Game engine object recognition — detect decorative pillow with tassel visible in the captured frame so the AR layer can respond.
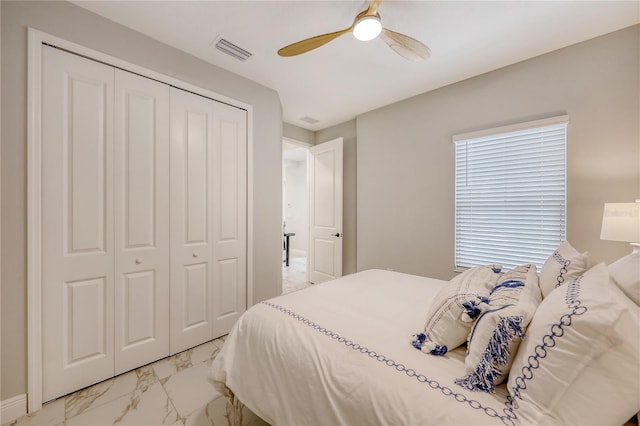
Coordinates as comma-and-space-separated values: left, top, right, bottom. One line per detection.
455, 264, 541, 392
411, 264, 502, 356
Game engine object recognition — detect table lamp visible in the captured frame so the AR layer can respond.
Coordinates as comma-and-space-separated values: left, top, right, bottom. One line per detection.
600, 201, 640, 254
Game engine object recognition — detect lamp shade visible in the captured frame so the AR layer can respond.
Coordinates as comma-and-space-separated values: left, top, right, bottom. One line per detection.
600, 202, 640, 243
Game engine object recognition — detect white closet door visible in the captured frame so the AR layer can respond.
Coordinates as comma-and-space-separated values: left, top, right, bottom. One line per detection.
170, 88, 216, 354
114, 70, 170, 374
42, 46, 115, 401
169, 88, 247, 354
211, 103, 247, 338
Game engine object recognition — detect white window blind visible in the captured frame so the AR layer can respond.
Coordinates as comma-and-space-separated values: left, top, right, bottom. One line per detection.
454, 116, 568, 271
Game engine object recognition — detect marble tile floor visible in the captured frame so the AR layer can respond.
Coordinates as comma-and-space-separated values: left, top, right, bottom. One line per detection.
3, 336, 269, 426
282, 254, 312, 294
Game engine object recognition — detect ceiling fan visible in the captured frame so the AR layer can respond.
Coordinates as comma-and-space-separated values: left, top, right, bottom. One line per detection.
277, 0, 431, 61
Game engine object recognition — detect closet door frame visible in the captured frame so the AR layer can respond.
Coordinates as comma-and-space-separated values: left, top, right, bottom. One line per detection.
27, 28, 255, 413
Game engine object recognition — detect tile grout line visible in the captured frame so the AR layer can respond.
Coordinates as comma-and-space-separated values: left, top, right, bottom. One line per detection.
157, 376, 184, 426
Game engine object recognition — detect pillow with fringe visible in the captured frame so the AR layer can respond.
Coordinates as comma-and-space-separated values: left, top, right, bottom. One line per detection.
539, 241, 596, 298
411, 264, 502, 356
456, 264, 541, 392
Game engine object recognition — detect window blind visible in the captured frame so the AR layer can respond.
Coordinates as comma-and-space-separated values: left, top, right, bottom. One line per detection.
454, 117, 568, 271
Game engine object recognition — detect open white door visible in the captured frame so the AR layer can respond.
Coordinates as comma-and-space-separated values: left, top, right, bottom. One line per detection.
308, 138, 343, 284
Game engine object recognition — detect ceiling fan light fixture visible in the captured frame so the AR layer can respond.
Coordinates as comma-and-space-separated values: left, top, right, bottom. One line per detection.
353, 16, 382, 41
277, 0, 430, 60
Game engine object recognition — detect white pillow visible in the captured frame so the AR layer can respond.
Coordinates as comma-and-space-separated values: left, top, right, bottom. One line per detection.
539, 241, 596, 298
456, 264, 541, 392
411, 264, 502, 355
609, 252, 640, 305
507, 263, 640, 425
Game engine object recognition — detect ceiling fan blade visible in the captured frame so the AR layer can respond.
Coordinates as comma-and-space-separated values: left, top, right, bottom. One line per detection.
380, 28, 431, 62
278, 28, 351, 57
365, 0, 383, 16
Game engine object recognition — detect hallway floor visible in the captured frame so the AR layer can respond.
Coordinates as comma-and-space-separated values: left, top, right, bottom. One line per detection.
282, 255, 311, 294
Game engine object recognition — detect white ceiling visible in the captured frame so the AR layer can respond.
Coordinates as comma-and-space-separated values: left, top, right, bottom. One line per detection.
72, 1, 639, 131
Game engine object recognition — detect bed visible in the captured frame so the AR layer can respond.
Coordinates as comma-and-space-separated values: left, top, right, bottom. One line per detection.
209, 250, 640, 426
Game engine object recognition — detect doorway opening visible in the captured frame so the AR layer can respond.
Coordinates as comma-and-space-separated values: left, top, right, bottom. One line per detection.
282, 140, 311, 294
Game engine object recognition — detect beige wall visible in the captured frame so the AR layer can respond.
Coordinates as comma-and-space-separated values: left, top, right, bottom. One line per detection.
283, 122, 315, 145
1, 0, 283, 400
316, 120, 357, 275
357, 25, 640, 280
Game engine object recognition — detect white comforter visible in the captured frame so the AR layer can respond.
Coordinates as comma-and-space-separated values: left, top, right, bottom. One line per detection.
209, 269, 518, 425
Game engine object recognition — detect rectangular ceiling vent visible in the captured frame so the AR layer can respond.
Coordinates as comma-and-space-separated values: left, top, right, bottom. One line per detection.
299, 116, 319, 125
215, 38, 252, 61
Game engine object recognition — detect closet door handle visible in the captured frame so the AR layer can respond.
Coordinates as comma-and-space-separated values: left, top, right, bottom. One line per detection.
135, 258, 143, 264
192, 252, 199, 258
331, 233, 343, 237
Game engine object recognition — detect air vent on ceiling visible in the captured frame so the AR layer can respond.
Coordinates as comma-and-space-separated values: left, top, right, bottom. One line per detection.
299, 116, 319, 125
214, 38, 252, 61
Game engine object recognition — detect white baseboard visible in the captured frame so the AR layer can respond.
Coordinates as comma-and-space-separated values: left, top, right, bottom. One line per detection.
1, 394, 27, 424
290, 249, 307, 258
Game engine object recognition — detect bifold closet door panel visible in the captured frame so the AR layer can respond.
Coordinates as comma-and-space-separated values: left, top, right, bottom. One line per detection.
211, 103, 247, 338
42, 46, 115, 402
114, 70, 170, 375
169, 88, 216, 354
169, 88, 248, 353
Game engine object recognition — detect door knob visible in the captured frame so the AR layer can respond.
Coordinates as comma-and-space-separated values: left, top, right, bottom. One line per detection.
192, 252, 199, 258
331, 233, 343, 237
135, 258, 143, 264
